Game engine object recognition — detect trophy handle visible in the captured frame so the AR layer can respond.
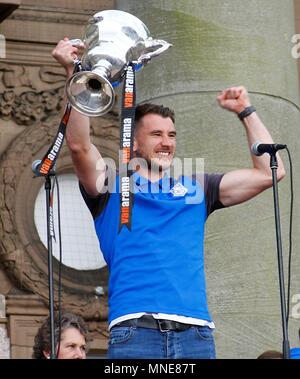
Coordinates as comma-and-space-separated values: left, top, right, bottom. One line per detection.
137, 38, 172, 64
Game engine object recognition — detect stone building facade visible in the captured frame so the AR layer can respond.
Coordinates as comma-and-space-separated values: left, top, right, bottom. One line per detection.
0, 0, 117, 359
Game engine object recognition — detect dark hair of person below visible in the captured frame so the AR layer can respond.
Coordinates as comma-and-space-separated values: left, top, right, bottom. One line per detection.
32, 311, 89, 359
257, 350, 284, 359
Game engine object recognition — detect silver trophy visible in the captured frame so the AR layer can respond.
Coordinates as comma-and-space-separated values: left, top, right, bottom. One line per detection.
66, 10, 172, 117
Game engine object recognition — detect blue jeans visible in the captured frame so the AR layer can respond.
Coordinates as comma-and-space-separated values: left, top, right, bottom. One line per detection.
107, 325, 216, 359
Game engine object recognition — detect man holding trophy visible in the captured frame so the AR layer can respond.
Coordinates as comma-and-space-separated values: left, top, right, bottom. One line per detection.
52, 10, 285, 359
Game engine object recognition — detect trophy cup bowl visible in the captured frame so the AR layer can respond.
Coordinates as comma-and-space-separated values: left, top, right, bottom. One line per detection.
65, 10, 172, 117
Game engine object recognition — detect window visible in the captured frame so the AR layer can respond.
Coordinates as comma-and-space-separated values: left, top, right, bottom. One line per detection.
34, 173, 106, 271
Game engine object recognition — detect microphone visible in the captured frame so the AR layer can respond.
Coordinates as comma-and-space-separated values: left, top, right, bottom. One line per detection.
32, 160, 43, 176
32, 160, 56, 177
251, 142, 287, 156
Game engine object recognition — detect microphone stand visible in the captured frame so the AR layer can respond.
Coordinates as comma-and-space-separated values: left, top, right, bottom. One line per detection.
270, 152, 290, 359
44, 170, 57, 359
33, 101, 72, 359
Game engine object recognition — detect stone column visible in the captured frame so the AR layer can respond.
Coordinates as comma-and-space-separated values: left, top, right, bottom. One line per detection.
0, 294, 10, 359
116, 0, 300, 358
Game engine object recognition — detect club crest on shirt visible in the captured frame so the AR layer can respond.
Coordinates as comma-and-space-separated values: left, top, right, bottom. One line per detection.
169, 182, 188, 197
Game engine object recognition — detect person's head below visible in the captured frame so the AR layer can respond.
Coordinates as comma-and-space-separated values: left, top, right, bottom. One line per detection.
257, 350, 283, 359
134, 103, 176, 178
32, 311, 89, 359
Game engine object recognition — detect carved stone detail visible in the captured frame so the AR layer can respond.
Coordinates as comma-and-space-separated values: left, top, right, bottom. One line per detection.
12, 88, 64, 125
0, 90, 15, 119
1, 65, 32, 88
0, 64, 66, 125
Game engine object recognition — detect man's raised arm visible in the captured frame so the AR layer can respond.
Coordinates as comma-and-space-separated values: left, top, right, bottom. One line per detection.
217, 86, 286, 207
52, 38, 106, 196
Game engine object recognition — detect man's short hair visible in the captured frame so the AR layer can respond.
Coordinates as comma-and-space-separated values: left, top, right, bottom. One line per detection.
135, 103, 175, 124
